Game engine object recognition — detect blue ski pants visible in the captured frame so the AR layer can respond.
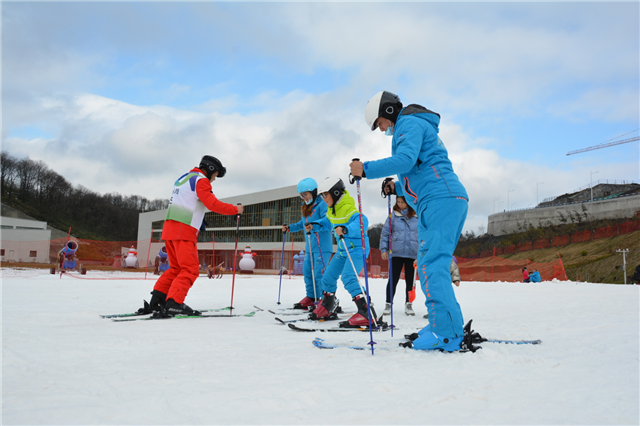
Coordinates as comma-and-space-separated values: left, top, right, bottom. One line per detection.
417, 197, 468, 338
303, 250, 332, 299
321, 244, 367, 299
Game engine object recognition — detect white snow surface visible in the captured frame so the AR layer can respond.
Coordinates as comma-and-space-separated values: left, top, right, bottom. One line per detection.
2, 268, 639, 425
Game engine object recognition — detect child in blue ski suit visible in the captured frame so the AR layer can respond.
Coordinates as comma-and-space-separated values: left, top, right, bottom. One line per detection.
284, 178, 333, 310
352, 91, 468, 351
308, 177, 375, 327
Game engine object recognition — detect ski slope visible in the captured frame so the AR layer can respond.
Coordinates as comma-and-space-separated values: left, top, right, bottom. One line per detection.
2, 268, 638, 425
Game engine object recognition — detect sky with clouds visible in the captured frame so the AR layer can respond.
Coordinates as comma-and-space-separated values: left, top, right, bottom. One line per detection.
3, 1, 639, 234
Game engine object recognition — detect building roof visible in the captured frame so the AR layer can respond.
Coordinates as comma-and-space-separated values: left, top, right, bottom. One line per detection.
217, 185, 298, 206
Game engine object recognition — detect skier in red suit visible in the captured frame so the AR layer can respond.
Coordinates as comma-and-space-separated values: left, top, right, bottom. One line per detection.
138, 155, 243, 317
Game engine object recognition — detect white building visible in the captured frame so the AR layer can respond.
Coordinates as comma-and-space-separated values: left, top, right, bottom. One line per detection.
1, 217, 52, 263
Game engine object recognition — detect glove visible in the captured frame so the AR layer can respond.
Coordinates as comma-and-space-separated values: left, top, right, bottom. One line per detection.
381, 177, 396, 197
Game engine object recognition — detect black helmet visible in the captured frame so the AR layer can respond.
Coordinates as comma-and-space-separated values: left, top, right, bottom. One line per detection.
199, 155, 226, 179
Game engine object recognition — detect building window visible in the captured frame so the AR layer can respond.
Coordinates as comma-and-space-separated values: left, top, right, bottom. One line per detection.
30, 250, 37, 257
204, 197, 301, 230
1, 249, 4, 256
1, 225, 13, 229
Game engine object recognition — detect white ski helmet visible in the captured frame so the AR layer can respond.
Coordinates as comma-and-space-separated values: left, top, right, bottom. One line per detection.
318, 176, 346, 205
364, 90, 402, 131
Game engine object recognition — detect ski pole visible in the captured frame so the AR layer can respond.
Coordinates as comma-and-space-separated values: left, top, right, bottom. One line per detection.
386, 193, 395, 336
277, 225, 286, 305
306, 230, 317, 301
339, 236, 377, 328
229, 204, 241, 314
349, 158, 376, 354
314, 232, 326, 273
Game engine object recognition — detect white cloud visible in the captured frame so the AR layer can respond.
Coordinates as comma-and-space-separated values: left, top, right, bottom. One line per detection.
2, 2, 638, 235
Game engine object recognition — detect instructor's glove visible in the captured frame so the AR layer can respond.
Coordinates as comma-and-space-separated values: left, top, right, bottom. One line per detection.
381, 177, 396, 197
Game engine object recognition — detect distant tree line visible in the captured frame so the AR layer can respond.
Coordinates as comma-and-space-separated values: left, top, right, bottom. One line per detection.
1, 151, 169, 241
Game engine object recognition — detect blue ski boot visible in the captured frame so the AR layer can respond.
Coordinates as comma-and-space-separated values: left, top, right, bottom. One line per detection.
402, 325, 462, 352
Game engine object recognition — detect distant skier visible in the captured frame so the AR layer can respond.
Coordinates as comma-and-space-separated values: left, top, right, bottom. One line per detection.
350, 90, 468, 351
282, 178, 333, 311
633, 264, 640, 284
308, 177, 375, 327
529, 269, 541, 283
137, 155, 242, 317
451, 256, 461, 287
153, 246, 169, 275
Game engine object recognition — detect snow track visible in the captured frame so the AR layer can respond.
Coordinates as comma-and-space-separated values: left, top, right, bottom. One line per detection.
2, 268, 638, 425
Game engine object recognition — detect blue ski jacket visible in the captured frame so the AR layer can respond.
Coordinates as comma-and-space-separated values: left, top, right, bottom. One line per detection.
379, 209, 418, 259
363, 105, 468, 213
288, 197, 333, 254
529, 271, 541, 282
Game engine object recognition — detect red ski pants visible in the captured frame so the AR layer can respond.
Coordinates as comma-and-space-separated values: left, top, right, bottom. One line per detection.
153, 239, 200, 304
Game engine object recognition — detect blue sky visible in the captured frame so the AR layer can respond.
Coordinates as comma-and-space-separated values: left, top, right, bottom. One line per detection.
2, 1, 639, 233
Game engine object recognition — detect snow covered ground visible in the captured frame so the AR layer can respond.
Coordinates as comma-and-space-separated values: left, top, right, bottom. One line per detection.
2, 267, 639, 425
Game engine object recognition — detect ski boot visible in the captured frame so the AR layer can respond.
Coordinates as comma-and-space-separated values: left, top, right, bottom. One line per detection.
137, 290, 167, 314
339, 294, 379, 328
155, 299, 202, 318
293, 296, 317, 310
308, 292, 338, 320
401, 325, 462, 352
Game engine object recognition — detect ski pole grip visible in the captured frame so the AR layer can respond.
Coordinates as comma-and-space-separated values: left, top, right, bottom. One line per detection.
350, 158, 362, 182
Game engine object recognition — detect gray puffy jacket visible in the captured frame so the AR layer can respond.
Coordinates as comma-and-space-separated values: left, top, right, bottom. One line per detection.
379, 209, 418, 259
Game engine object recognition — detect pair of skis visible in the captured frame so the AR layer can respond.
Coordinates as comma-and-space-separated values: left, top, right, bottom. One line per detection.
310, 320, 541, 351
100, 306, 256, 322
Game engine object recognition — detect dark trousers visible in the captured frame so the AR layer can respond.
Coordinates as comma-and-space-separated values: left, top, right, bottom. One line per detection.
385, 256, 416, 303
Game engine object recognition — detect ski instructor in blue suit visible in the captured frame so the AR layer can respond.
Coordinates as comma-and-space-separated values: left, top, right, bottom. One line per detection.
350, 91, 469, 352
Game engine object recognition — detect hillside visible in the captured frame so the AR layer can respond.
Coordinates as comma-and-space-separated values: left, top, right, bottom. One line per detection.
495, 230, 640, 284
1, 152, 168, 241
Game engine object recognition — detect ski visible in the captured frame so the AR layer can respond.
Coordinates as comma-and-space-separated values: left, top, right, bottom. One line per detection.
100, 306, 233, 318
275, 313, 349, 325
256, 305, 353, 316
269, 310, 311, 316
312, 337, 401, 350
287, 322, 389, 333
312, 336, 541, 351
112, 311, 256, 322
481, 338, 541, 345
255, 305, 310, 315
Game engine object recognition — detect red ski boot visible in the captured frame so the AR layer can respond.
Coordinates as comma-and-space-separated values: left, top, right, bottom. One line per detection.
309, 292, 338, 320
340, 294, 378, 328
293, 296, 317, 310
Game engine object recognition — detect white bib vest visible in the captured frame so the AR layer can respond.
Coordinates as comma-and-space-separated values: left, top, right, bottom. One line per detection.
165, 171, 208, 229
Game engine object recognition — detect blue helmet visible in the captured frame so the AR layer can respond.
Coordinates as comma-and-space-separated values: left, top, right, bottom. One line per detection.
297, 178, 318, 205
